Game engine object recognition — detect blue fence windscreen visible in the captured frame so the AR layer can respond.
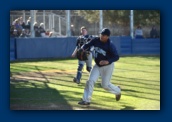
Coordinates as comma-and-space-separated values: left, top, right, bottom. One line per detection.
10, 37, 160, 60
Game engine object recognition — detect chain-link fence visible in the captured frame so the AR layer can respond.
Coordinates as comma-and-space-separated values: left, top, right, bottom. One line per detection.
10, 10, 160, 38
10, 10, 67, 36
71, 15, 160, 38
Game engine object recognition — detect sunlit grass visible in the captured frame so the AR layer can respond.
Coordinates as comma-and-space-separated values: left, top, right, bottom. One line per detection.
10, 56, 160, 110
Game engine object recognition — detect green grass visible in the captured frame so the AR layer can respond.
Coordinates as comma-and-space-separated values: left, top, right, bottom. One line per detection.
10, 56, 160, 110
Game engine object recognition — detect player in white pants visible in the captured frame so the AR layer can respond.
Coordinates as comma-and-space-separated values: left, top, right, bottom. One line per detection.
78, 28, 121, 105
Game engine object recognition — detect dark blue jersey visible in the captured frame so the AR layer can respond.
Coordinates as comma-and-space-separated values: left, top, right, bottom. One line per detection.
82, 37, 119, 67
76, 35, 92, 49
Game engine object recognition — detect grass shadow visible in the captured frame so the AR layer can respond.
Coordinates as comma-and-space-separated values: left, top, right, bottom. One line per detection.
10, 80, 73, 110
120, 105, 136, 110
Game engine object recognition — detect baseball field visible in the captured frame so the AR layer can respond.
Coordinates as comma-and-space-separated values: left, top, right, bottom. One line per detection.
10, 56, 160, 110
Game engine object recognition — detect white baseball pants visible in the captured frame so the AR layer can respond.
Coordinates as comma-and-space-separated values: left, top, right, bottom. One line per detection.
82, 62, 121, 102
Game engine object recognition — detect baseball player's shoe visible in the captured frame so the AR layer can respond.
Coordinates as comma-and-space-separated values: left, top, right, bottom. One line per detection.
116, 86, 121, 101
73, 77, 80, 84
78, 99, 90, 105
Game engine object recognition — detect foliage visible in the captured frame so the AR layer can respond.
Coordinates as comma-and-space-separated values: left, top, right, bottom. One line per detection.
76, 10, 160, 26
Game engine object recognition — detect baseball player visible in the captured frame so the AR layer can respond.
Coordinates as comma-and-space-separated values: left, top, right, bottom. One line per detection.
78, 28, 121, 105
71, 26, 93, 84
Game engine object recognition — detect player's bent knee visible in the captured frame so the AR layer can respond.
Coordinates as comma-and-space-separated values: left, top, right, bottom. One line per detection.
85, 80, 94, 90
86, 80, 91, 84
77, 64, 84, 71
86, 80, 95, 86
86, 66, 92, 72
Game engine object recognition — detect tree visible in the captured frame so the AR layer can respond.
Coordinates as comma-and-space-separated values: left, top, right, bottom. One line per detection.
76, 10, 160, 26
76, 10, 99, 23
134, 10, 160, 26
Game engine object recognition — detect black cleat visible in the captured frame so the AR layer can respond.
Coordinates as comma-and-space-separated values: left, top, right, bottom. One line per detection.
116, 86, 121, 101
73, 77, 80, 84
78, 100, 90, 105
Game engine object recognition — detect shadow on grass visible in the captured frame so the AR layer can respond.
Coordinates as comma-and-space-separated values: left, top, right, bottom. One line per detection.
120, 105, 136, 110
10, 64, 65, 73
10, 82, 73, 110
116, 67, 159, 74
11, 68, 160, 103
10, 66, 74, 110
10, 79, 118, 110
11, 69, 160, 100
10, 56, 160, 110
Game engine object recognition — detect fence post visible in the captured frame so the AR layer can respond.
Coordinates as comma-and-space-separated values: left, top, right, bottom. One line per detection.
66, 10, 71, 36
59, 17, 61, 36
99, 10, 103, 32
30, 10, 35, 38
43, 10, 45, 29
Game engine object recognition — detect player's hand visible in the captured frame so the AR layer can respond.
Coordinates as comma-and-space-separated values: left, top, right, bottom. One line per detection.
71, 54, 75, 57
99, 60, 109, 65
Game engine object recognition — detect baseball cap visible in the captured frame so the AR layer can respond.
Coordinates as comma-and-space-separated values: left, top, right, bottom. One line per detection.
100, 28, 110, 36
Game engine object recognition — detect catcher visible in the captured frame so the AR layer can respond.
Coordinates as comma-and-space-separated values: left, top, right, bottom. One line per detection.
71, 26, 93, 84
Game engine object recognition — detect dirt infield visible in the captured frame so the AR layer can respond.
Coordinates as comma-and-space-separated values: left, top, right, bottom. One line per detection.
10, 70, 78, 81
10, 69, 90, 82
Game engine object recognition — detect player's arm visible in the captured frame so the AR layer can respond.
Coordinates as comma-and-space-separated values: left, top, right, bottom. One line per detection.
107, 43, 120, 63
71, 46, 78, 57
81, 38, 95, 51
71, 38, 80, 57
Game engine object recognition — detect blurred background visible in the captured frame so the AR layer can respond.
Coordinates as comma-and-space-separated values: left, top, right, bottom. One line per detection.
10, 10, 160, 61
10, 10, 160, 38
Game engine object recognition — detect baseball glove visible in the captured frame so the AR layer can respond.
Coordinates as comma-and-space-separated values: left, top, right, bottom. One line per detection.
76, 48, 90, 61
